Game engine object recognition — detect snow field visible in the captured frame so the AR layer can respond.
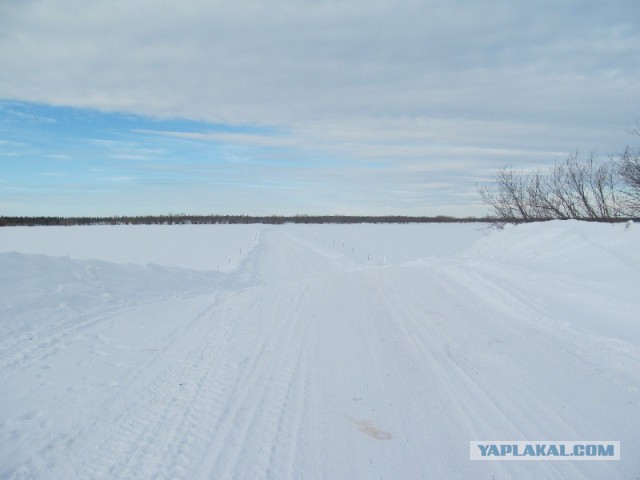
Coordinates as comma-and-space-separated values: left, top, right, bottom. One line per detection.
0, 221, 638, 479
0, 224, 264, 272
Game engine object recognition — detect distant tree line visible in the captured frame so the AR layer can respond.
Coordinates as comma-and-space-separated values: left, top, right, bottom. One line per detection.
478, 124, 640, 225
0, 214, 489, 227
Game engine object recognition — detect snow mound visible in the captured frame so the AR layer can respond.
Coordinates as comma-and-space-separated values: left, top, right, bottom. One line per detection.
0, 252, 220, 318
462, 220, 640, 272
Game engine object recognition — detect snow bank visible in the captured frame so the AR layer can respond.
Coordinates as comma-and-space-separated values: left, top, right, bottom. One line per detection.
462, 220, 640, 273
0, 252, 220, 315
0, 224, 263, 272
452, 220, 640, 357
0, 252, 223, 372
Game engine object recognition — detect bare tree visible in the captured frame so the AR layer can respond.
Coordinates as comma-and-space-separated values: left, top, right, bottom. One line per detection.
528, 168, 567, 219
478, 166, 538, 224
618, 122, 640, 215
590, 158, 621, 218
478, 153, 626, 223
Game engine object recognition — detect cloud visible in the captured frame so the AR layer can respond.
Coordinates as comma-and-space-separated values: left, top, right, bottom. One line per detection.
86, 139, 167, 161
1, 0, 638, 215
136, 129, 301, 150
1, 1, 637, 137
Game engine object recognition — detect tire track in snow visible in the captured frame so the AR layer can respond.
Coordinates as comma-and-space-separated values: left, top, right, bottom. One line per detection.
196, 286, 316, 478
112, 306, 233, 478
13, 294, 226, 478
0, 301, 155, 380
18, 230, 322, 479
7, 226, 636, 479
83, 297, 233, 479
374, 270, 527, 440
374, 264, 629, 480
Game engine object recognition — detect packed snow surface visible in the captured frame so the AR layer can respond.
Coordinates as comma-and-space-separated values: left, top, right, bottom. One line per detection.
1, 221, 638, 479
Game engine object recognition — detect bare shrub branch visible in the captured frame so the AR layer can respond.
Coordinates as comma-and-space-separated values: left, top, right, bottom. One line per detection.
478, 153, 627, 222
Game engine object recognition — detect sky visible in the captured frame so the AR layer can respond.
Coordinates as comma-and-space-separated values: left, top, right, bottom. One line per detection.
1, 0, 639, 217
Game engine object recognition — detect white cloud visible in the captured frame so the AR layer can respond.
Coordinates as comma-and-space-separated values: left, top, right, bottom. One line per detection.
136, 129, 301, 150
86, 139, 167, 161
1, 1, 637, 136
1, 0, 638, 215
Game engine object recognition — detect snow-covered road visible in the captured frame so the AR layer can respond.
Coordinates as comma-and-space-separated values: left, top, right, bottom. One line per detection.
1, 223, 639, 479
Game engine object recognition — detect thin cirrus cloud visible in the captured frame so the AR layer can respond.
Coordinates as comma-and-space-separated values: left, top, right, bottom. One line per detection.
0, 0, 639, 216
